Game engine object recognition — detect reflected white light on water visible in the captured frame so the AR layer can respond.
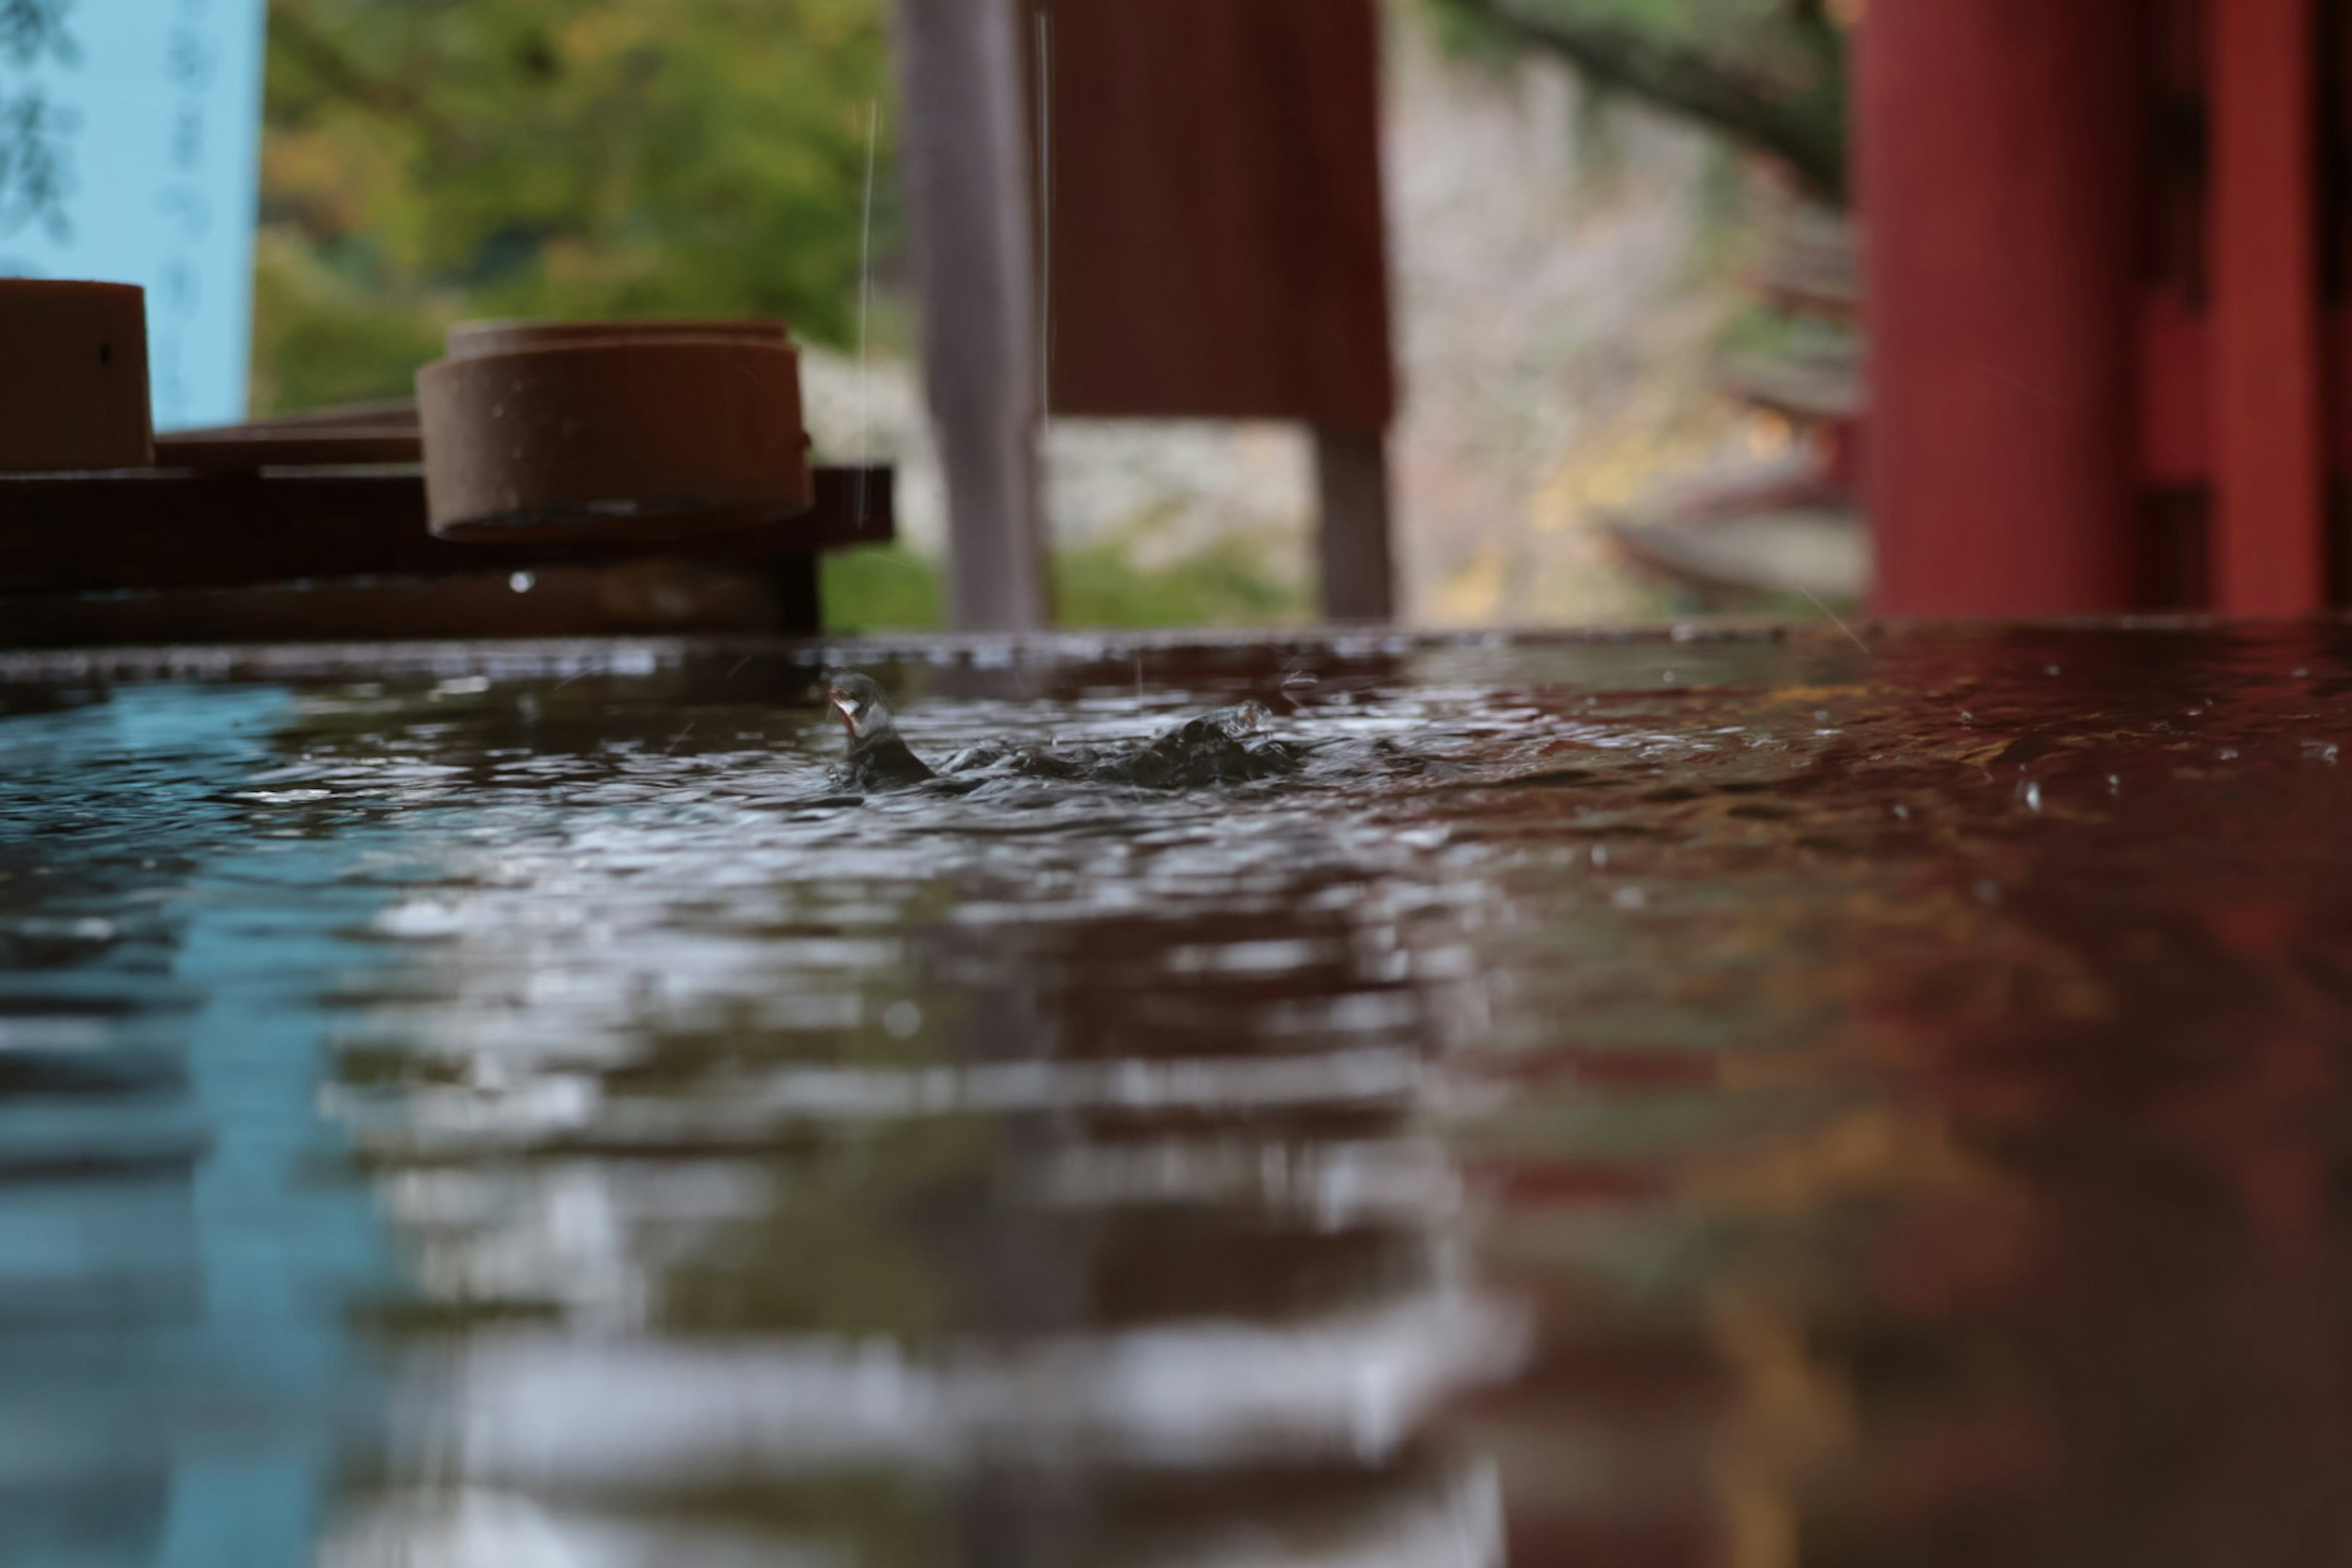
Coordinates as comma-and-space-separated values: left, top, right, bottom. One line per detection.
1022, 1135, 1462, 1223
323, 1490, 851, 1568
326, 1461, 1503, 1568
411, 1292, 1530, 1482
331, 1047, 1433, 1158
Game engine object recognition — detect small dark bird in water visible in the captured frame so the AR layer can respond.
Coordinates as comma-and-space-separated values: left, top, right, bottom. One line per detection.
820, 669, 1305, 793
824, 672, 936, 791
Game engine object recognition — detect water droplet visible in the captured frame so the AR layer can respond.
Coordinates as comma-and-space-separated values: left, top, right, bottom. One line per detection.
883, 1001, 922, 1039
509, 571, 536, 594
1611, 886, 1647, 910
1974, 878, 2001, 905
1589, 844, 1608, 868
2022, 782, 2042, 812
2045, 664, 2062, 677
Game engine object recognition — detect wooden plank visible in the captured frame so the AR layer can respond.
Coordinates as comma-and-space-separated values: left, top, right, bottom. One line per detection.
896, 0, 1050, 633
165, 399, 421, 438
153, 431, 424, 471
1018, 0, 1393, 426
0, 562, 798, 649
0, 466, 891, 596
2211, 0, 2328, 615
1861, 0, 2147, 616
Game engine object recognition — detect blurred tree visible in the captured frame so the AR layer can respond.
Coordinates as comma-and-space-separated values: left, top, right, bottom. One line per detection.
1421, 0, 1848, 205
255, 0, 895, 412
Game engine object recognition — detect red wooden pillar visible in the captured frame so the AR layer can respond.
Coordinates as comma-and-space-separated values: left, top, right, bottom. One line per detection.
1863, 0, 2146, 617
2210, 0, 2328, 615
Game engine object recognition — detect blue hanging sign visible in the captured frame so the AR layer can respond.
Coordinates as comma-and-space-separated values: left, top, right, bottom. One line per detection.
0, 0, 267, 429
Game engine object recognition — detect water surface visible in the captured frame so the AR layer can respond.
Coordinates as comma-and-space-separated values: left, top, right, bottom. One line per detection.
6, 622, 2352, 1566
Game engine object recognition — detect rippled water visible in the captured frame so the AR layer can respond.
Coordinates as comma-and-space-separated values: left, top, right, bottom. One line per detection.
9, 622, 2352, 1566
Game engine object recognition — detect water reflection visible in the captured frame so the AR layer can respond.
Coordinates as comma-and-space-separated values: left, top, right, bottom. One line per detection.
0, 685, 399, 1567
306, 678, 1519, 1563
9, 624, 2352, 1563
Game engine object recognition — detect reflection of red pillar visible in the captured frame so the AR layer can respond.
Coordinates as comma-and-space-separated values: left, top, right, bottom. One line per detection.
1863, 0, 2146, 616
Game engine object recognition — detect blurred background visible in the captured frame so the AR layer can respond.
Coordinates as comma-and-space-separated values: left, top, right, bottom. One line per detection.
251, 0, 1860, 633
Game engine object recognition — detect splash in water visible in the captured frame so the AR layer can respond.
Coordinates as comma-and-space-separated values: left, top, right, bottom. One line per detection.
823, 670, 1305, 794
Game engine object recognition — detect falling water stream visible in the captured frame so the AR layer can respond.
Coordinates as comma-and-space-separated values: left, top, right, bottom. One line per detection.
8, 622, 2352, 1566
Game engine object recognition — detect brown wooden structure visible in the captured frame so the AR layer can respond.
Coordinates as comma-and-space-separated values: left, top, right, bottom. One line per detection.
0, 404, 891, 646
896, 0, 1399, 630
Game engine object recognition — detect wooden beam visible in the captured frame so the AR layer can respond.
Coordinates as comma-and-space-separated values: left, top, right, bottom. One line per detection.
0, 562, 799, 649
895, 0, 1051, 633
2211, 0, 2328, 616
0, 466, 891, 595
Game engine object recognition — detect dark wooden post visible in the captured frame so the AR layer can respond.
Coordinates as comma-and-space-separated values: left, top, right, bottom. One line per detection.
1862, 0, 2146, 616
895, 0, 1051, 632
1314, 426, 1395, 620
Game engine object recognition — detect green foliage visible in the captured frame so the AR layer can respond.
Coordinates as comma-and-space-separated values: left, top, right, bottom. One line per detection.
820, 545, 945, 633
257, 0, 895, 412
247, 229, 452, 413
821, 530, 1310, 635
1408, 0, 1532, 61
1054, 531, 1307, 630
1512, 0, 1794, 47
1458, 0, 1838, 66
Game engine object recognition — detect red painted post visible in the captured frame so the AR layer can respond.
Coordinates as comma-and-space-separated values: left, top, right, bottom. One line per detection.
1863, 0, 2146, 617
2210, 0, 2328, 616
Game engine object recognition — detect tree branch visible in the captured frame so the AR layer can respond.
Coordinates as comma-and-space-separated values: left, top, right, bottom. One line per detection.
1434, 0, 1847, 205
